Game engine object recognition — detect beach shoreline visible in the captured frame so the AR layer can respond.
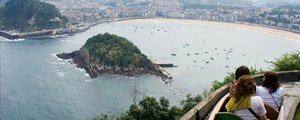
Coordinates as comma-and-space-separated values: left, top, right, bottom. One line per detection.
1, 17, 300, 42
122, 18, 300, 42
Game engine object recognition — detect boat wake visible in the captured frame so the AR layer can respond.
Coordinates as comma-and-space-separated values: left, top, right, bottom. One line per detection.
84, 79, 93, 82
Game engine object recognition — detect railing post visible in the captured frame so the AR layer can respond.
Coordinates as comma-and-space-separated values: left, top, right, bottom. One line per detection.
196, 110, 200, 120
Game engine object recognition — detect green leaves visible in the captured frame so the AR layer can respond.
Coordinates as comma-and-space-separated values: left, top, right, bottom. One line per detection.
84, 33, 146, 68
180, 94, 203, 114
116, 96, 180, 120
93, 51, 299, 120
272, 51, 300, 71
0, 0, 67, 32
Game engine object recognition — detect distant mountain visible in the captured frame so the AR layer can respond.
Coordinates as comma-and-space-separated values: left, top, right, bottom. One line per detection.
0, 0, 68, 32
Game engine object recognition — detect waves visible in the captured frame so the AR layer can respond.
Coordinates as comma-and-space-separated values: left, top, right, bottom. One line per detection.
55, 69, 65, 77
0, 34, 69, 42
0, 36, 25, 42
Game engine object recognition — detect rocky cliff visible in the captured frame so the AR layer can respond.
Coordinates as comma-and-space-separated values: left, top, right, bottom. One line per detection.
57, 33, 171, 80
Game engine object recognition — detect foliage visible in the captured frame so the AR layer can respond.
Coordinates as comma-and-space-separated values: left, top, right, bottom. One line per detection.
116, 97, 182, 120
92, 114, 108, 120
93, 67, 265, 120
93, 51, 299, 119
180, 94, 202, 114
295, 106, 300, 120
84, 33, 149, 68
271, 51, 300, 71
0, 0, 68, 32
210, 67, 264, 91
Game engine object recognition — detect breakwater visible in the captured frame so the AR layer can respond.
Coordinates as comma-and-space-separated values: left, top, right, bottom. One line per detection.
0, 27, 89, 39
156, 63, 177, 67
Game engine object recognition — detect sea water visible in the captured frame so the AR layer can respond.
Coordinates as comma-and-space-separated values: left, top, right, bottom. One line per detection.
1, 20, 300, 120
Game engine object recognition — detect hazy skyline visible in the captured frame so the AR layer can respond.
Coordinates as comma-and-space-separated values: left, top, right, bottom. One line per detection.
1, 0, 300, 6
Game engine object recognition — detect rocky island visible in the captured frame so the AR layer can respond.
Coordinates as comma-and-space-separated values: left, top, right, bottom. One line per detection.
57, 33, 171, 80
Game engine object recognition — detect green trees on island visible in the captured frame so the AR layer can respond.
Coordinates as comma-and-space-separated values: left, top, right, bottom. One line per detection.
93, 51, 300, 120
0, 0, 68, 32
83, 33, 148, 68
57, 33, 169, 79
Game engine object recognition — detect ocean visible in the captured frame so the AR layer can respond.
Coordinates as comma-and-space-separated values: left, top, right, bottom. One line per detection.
1, 19, 299, 120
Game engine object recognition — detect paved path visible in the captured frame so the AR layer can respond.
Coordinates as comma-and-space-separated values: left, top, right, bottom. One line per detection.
282, 82, 300, 119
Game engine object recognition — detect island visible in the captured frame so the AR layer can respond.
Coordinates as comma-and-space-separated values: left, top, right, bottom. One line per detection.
57, 33, 172, 80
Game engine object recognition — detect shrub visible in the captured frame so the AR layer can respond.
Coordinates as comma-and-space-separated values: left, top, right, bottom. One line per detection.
271, 51, 300, 71
93, 51, 300, 120
116, 97, 182, 120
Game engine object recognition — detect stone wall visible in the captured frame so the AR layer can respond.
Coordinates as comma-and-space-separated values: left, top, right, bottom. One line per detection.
180, 70, 300, 120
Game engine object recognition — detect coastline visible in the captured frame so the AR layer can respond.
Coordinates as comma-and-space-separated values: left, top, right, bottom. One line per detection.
0, 19, 123, 40
123, 18, 300, 42
0, 27, 89, 39
1, 17, 300, 42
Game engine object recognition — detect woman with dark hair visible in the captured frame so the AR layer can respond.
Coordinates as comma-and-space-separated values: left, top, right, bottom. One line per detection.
256, 71, 284, 110
235, 65, 251, 80
226, 75, 267, 120
230, 65, 250, 96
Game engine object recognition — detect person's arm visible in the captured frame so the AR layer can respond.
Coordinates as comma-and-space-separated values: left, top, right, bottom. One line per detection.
257, 96, 268, 120
229, 79, 237, 97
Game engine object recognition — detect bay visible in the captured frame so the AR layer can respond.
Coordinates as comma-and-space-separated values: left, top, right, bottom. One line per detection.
1, 19, 299, 120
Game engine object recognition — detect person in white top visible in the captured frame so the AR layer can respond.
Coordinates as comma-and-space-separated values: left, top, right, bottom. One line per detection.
233, 96, 267, 120
226, 75, 267, 120
256, 71, 284, 110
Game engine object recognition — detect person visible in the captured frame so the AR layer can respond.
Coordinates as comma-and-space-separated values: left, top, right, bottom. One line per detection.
226, 75, 267, 120
229, 65, 250, 96
256, 71, 284, 110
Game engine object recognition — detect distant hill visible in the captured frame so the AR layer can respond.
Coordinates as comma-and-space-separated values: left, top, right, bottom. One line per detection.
0, 0, 68, 32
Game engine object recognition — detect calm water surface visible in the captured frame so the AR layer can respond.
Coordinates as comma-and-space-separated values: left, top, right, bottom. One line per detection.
1, 20, 300, 119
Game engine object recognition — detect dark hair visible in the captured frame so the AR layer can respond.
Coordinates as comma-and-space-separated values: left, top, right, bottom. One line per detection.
235, 66, 250, 80
234, 75, 256, 102
262, 71, 280, 93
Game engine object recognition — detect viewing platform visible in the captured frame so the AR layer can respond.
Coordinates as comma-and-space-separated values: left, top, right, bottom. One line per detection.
180, 70, 300, 120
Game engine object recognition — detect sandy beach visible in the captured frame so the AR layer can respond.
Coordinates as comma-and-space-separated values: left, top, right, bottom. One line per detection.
124, 18, 300, 42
